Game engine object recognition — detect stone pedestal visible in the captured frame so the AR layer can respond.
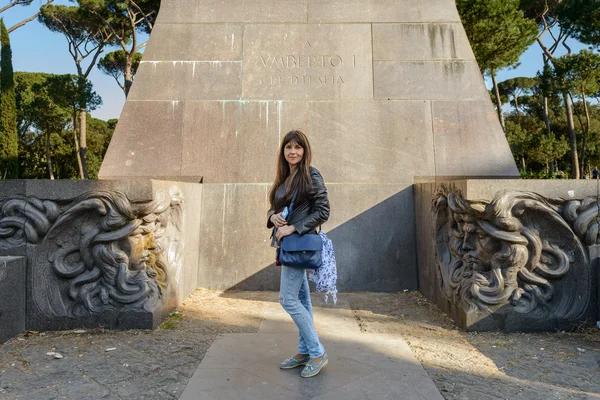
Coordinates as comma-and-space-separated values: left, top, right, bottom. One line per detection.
99, 0, 519, 291
0, 180, 202, 331
415, 179, 599, 331
0, 257, 26, 343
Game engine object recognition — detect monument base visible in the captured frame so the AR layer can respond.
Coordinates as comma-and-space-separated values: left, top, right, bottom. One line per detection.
0, 179, 202, 339
415, 179, 599, 332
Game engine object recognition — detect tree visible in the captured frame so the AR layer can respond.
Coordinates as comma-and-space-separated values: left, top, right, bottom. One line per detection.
39, 4, 113, 179
556, 0, 600, 48
0, 19, 18, 178
98, 50, 142, 95
498, 77, 538, 117
0, 0, 54, 33
552, 50, 600, 173
14, 71, 102, 179
78, 0, 159, 96
457, 0, 538, 131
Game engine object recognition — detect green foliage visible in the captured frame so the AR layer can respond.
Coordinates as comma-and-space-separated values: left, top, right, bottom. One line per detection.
552, 50, 600, 98
457, 0, 539, 74
498, 76, 539, 112
97, 50, 142, 93
556, 0, 600, 48
0, 18, 19, 178
14, 71, 113, 179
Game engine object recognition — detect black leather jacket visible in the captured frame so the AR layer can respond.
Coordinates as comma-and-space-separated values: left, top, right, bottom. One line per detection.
267, 167, 330, 235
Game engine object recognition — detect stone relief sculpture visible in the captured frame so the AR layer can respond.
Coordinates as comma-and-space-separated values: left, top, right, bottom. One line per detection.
0, 189, 183, 318
433, 186, 592, 321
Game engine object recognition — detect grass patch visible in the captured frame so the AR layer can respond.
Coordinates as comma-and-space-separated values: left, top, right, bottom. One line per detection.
159, 311, 184, 330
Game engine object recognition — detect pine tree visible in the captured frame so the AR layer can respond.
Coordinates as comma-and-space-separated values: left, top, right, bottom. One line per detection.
0, 18, 19, 179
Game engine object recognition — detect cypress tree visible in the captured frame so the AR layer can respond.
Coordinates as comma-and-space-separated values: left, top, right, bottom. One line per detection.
0, 19, 19, 179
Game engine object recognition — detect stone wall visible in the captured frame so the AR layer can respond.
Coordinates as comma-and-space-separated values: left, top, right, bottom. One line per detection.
99, 0, 519, 291
415, 179, 599, 331
0, 257, 26, 343
0, 180, 202, 338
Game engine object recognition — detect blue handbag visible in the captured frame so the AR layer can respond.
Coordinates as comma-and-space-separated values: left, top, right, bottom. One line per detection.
279, 232, 323, 269
278, 192, 323, 269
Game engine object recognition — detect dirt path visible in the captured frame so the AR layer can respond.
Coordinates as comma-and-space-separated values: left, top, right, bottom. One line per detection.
1, 289, 599, 399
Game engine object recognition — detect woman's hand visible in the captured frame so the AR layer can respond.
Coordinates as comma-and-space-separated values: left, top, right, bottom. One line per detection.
276, 224, 296, 241
270, 213, 287, 228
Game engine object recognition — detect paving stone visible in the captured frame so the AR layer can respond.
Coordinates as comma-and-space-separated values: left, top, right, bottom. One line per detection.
180, 305, 444, 399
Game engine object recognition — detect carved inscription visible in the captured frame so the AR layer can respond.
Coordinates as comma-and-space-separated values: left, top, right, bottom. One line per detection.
261, 41, 355, 86
242, 24, 373, 99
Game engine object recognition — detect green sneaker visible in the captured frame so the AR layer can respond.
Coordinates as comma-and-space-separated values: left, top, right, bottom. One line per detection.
301, 353, 328, 378
280, 355, 310, 369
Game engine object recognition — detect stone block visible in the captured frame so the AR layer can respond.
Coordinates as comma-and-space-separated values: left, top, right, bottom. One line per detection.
415, 179, 598, 331
152, 181, 203, 303
129, 61, 241, 101
157, 0, 308, 23
181, 101, 283, 183
1, 180, 203, 331
432, 101, 520, 177
197, 182, 417, 292
24, 179, 155, 202
0, 257, 26, 343
308, 0, 460, 23
307, 101, 435, 183
373, 23, 474, 61
463, 179, 599, 200
374, 61, 489, 100
197, 183, 277, 291
143, 24, 243, 61
99, 101, 184, 180
326, 183, 417, 291
241, 24, 373, 100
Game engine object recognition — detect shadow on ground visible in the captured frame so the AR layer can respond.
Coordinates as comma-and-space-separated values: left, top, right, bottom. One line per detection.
1, 289, 599, 399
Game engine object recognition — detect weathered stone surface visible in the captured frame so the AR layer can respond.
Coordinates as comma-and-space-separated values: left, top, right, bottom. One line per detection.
100, 0, 519, 295
197, 182, 415, 292
129, 61, 241, 101
143, 24, 243, 61
0, 180, 202, 331
308, 0, 460, 23
307, 101, 435, 183
374, 61, 489, 100
242, 24, 373, 100
415, 179, 599, 331
197, 183, 276, 291
24, 179, 154, 202
99, 101, 184, 180
157, 0, 308, 23
326, 183, 417, 291
373, 23, 474, 61
432, 101, 519, 177
181, 101, 280, 183
0, 257, 26, 343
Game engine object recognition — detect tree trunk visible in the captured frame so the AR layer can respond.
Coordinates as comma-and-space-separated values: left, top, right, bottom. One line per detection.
491, 71, 506, 132
514, 95, 521, 119
521, 156, 526, 173
79, 108, 88, 179
46, 131, 54, 180
124, 52, 134, 97
73, 109, 84, 179
580, 89, 592, 176
563, 92, 580, 179
543, 97, 555, 174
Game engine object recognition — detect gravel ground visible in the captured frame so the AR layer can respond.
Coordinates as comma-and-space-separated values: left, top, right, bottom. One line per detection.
1, 289, 599, 399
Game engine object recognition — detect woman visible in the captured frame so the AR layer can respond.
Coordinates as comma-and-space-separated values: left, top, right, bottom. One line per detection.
267, 130, 330, 378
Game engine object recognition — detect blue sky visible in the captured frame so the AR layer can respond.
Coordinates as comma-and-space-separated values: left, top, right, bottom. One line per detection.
1, 0, 596, 121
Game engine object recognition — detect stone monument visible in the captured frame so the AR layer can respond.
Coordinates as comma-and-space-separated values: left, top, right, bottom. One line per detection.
99, 0, 518, 293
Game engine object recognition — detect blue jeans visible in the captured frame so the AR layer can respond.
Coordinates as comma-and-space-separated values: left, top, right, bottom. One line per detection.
279, 265, 325, 359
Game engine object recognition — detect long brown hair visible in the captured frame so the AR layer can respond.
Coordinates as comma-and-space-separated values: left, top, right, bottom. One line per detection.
268, 130, 313, 210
